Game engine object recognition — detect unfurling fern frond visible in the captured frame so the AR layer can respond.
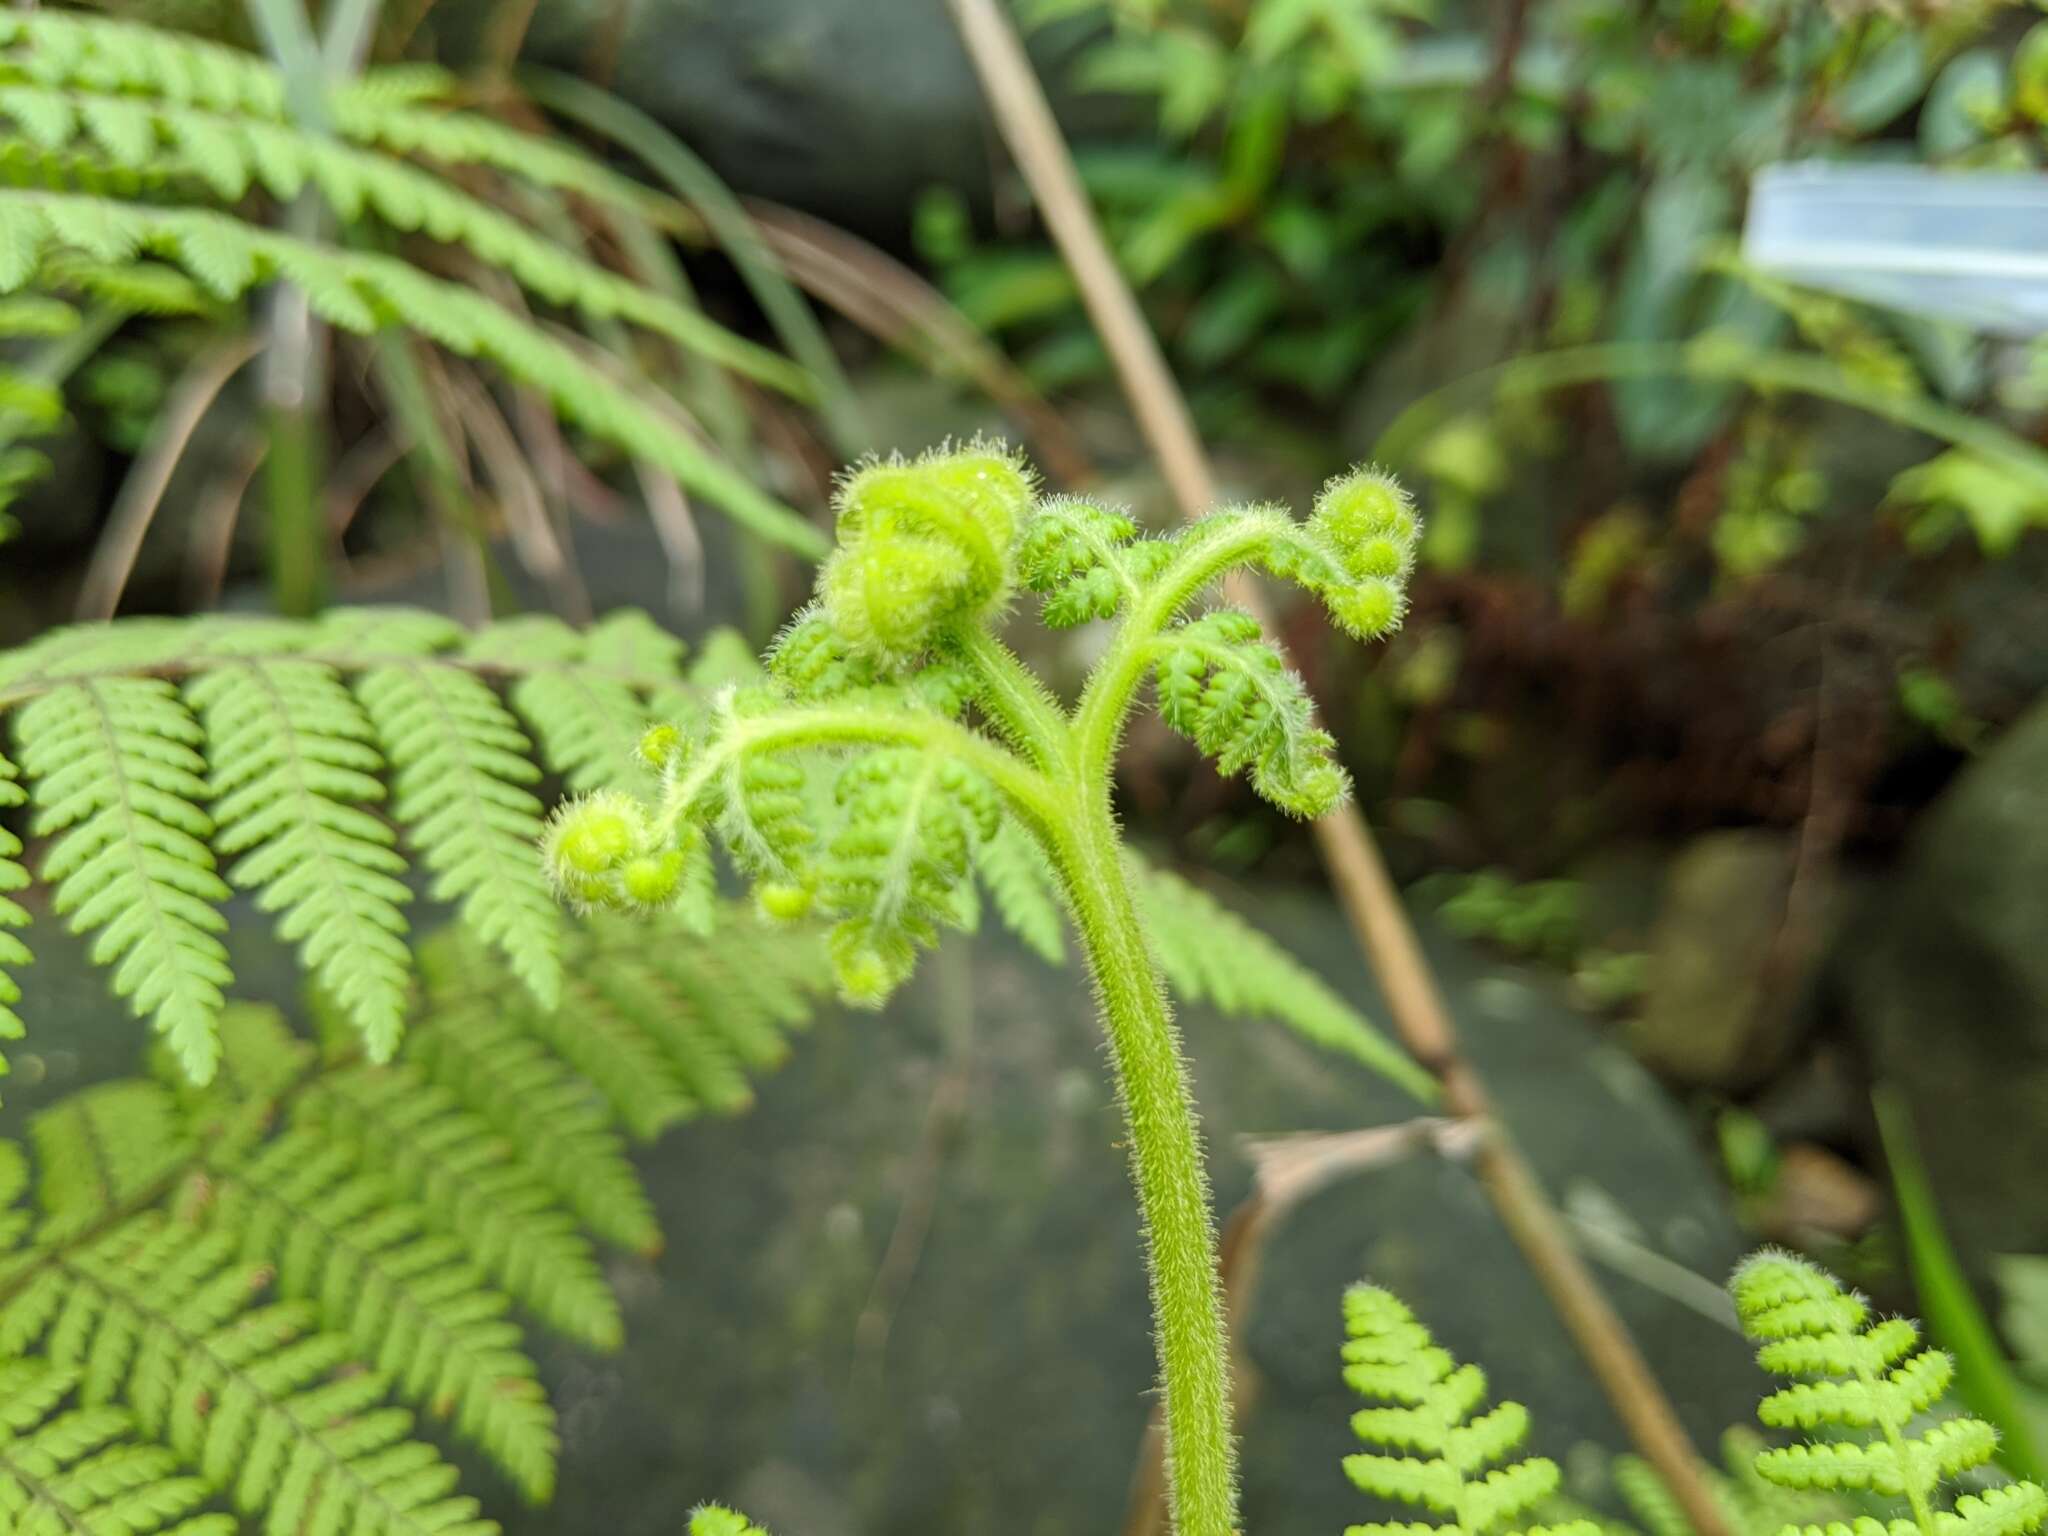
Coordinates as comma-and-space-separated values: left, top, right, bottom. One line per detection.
1015, 494, 1171, 627
1731, 1252, 2048, 1536
690, 1507, 772, 1536
1152, 607, 1344, 816
1339, 1283, 1600, 1536
0, 901, 834, 1535
0, 1362, 233, 1536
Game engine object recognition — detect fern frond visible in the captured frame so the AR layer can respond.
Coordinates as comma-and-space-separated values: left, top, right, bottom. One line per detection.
1133, 861, 1435, 1101
972, 818, 1066, 965
189, 659, 412, 1062
25, 1081, 191, 1237
1732, 1252, 2047, 1536
1340, 1284, 1600, 1536
0, 1360, 231, 1536
13, 678, 230, 1082
0, 10, 657, 213
0, 1213, 497, 1536
0, 84, 804, 395
0, 607, 721, 1076
1015, 495, 1173, 627
1151, 606, 1347, 817
0, 192, 822, 556
355, 654, 561, 1014
1611, 1428, 1851, 1536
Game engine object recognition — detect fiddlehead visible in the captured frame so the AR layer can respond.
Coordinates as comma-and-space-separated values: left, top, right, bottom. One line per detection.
541, 441, 1423, 1536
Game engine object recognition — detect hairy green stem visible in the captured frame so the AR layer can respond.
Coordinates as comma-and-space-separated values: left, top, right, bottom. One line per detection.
1049, 787, 1236, 1536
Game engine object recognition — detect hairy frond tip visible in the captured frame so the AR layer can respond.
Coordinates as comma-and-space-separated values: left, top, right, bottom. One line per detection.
820, 440, 1035, 665
1303, 465, 1422, 641
689, 1506, 771, 1536
543, 789, 710, 924
1339, 1283, 1597, 1536
1729, 1250, 2047, 1535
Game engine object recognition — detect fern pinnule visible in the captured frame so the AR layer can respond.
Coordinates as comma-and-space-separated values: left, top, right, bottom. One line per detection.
190, 658, 413, 1062
690, 1507, 772, 1536
1151, 605, 1345, 817
14, 677, 232, 1082
1731, 1252, 2048, 1536
0, 1360, 232, 1536
1340, 1284, 1599, 1536
972, 818, 1066, 965
355, 656, 561, 1014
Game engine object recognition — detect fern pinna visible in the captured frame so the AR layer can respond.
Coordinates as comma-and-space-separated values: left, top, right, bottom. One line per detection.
0, 904, 823, 1536
0, 9, 823, 557
1339, 1283, 1599, 1536
1731, 1252, 2048, 1536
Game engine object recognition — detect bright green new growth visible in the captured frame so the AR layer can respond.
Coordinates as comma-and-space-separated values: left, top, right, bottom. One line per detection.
0, 9, 823, 556
543, 441, 1422, 1536
1731, 1252, 2048, 1536
690, 1508, 771, 1536
1339, 1284, 1600, 1536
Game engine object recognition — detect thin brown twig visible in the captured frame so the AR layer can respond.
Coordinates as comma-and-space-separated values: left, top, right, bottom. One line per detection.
75, 334, 262, 621
744, 200, 1097, 487
938, 5, 1735, 1535
181, 428, 268, 610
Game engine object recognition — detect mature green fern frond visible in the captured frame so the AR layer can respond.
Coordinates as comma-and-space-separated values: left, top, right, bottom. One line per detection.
1340, 1283, 1601, 1536
0, 11, 657, 214
1610, 1429, 1849, 1536
0, 895, 834, 1533
0, 1361, 232, 1536
1134, 863, 1436, 1102
190, 659, 412, 1061
1732, 1252, 2048, 1536
0, 84, 803, 395
14, 677, 231, 1082
0, 607, 713, 1076
0, 192, 822, 555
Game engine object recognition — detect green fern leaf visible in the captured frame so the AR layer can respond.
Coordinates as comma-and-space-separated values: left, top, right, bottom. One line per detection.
14, 679, 231, 1082
973, 818, 1066, 965
1341, 1283, 1601, 1536
190, 659, 413, 1062
0, 1361, 232, 1536
470, 613, 674, 795
1016, 495, 1172, 627
1132, 861, 1435, 1101
1733, 1252, 2048, 1536
355, 656, 561, 1012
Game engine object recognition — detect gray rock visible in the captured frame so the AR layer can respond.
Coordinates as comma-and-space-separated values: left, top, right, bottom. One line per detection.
1630, 831, 1835, 1089
1839, 697, 2048, 1268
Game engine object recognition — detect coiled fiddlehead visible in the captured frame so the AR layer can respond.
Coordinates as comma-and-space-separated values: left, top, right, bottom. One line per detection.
541, 441, 1422, 1536
1731, 1251, 2048, 1536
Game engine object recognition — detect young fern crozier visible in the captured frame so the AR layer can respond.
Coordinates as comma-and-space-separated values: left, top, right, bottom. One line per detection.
542, 442, 1423, 1536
